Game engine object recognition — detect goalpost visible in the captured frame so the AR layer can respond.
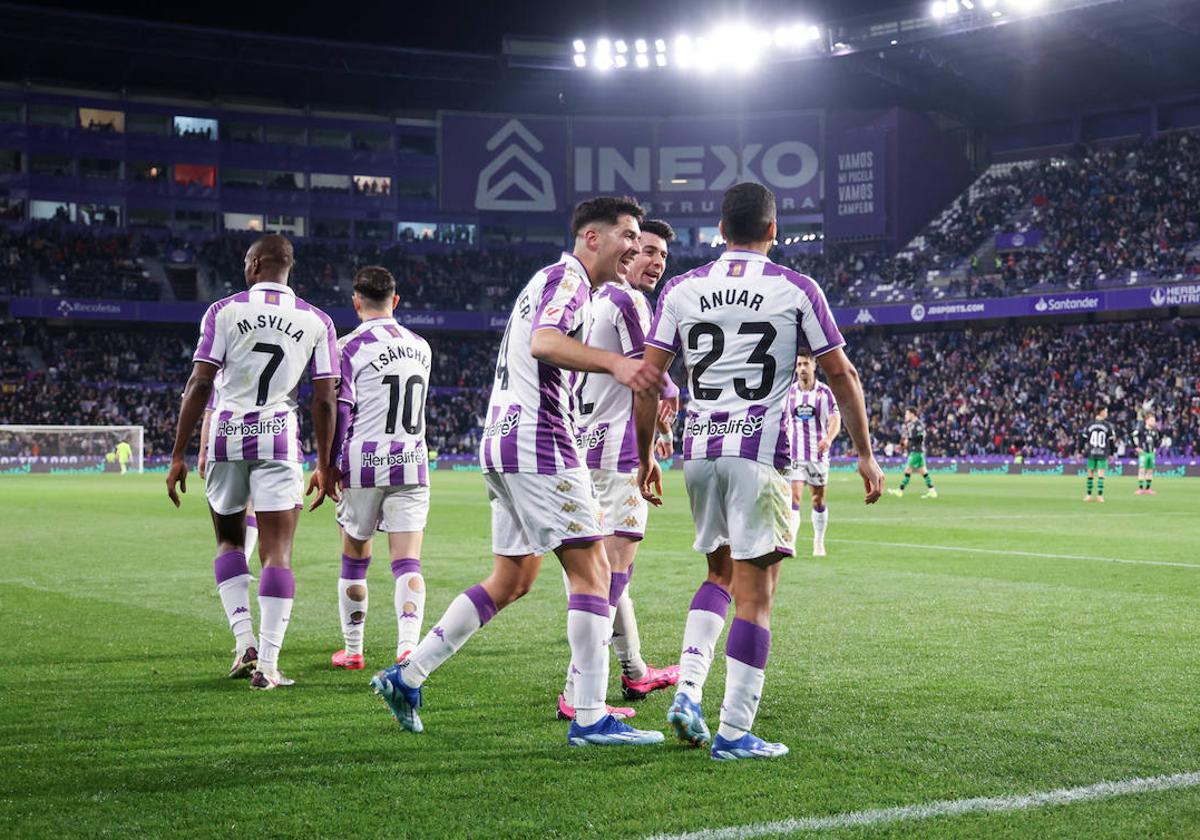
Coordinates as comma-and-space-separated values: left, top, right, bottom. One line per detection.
0, 425, 145, 474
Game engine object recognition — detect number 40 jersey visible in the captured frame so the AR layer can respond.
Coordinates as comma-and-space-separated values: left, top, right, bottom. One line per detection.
646, 250, 845, 469
337, 317, 432, 488
194, 281, 338, 464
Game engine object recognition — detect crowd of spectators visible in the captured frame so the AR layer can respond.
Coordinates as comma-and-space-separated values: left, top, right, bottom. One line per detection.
849, 319, 1200, 458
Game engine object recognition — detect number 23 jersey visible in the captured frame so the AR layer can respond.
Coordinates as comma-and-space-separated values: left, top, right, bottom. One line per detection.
646, 250, 844, 469
194, 281, 338, 463
338, 317, 431, 488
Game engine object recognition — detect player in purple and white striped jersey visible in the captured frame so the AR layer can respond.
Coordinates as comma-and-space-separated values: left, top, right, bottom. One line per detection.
634, 184, 884, 760
166, 234, 341, 691
372, 197, 664, 747
329, 267, 432, 672
557, 219, 681, 722
784, 350, 841, 557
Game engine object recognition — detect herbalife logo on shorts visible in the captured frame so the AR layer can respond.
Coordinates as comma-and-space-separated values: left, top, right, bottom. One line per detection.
475, 119, 556, 212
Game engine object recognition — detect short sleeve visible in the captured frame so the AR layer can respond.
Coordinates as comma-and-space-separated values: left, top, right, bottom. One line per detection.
826, 388, 839, 415
610, 290, 647, 357
309, 313, 339, 379
193, 302, 226, 367
646, 283, 681, 355
336, 350, 355, 405
795, 279, 844, 357
533, 268, 587, 335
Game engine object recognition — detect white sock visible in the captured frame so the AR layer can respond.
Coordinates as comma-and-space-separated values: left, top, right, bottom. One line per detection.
338, 555, 370, 655
677, 581, 731, 703
257, 567, 295, 674
244, 516, 259, 560
717, 618, 771, 741
612, 589, 647, 680
403, 585, 496, 688
567, 594, 611, 727
562, 600, 617, 707
214, 550, 255, 651
391, 558, 425, 657
812, 506, 829, 543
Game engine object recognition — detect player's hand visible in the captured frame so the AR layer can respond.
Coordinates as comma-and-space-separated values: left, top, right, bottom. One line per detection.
658, 395, 679, 427
638, 459, 663, 507
306, 465, 342, 510
197, 451, 208, 480
858, 455, 885, 504
166, 458, 188, 508
654, 435, 674, 460
613, 357, 660, 393
817, 437, 831, 458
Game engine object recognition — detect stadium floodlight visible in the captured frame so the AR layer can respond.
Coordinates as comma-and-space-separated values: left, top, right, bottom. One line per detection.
635, 38, 647, 53
807, 24, 821, 41
615, 39, 628, 53
615, 54, 628, 67
574, 54, 587, 67
946, 0, 960, 14
573, 39, 586, 53
773, 25, 791, 47
594, 50, 613, 70
655, 53, 667, 66
635, 53, 649, 68
931, 0, 947, 19
655, 38, 667, 52
961, 0, 975, 9
596, 38, 611, 54
675, 34, 694, 67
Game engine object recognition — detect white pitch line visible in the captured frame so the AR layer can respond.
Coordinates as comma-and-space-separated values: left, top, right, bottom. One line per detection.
826, 538, 1200, 569
645, 770, 1200, 840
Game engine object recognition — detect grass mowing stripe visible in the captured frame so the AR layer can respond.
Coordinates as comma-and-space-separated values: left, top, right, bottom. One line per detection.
824, 538, 1200, 569
645, 771, 1200, 840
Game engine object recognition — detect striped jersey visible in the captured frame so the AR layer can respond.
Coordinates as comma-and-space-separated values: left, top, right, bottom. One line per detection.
338, 317, 431, 488
646, 250, 844, 470
574, 281, 651, 473
479, 252, 593, 474
785, 379, 838, 465
194, 282, 338, 463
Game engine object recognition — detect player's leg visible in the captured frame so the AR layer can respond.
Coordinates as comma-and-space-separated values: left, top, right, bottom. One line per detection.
1085, 464, 1095, 501
333, 525, 371, 670
1144, 453, 1157, 494
244, 502, 259, 560
809, 481, 828, 556
889, 463, 913, 496
919, 461, 937, 498
1096, 466, 1106, 502
205, 461, 256, 677
389, 529, 425, 661
612, 538, 680, 701
246, 460, 304, 689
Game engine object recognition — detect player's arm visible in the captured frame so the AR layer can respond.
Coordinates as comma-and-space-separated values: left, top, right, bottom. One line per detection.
529, 328, 657, 391
305, 377, 341, 510
198, 408, 213, 479
633, 345, 673, 506
166, 361, 218, 507
816, 347, 883, 504
819, 411, 842, 458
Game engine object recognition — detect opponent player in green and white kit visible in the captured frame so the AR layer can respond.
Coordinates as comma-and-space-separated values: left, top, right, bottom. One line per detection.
1132, 413, 1162, 496
1082, 406, 1117, 503
887, 408, 937, 499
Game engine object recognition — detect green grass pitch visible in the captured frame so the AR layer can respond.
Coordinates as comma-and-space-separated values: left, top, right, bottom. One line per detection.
3, 470, 1200, 838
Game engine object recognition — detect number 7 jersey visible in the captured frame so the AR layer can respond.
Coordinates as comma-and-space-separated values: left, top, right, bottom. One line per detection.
337, 317, 432, 488
193, 281, 338, 463
646, 249, 844, 469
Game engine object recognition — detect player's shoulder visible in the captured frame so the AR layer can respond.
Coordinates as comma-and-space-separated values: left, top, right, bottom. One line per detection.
761, 260, 827, 300
290, 293, 335, 327
205, 289, 251, 318
659, 260, 720, 298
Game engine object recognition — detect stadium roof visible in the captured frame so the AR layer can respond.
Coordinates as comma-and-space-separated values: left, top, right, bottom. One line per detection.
1, 0, 1198, 127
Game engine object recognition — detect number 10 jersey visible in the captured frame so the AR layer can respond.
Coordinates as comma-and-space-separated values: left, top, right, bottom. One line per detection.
194, 281, 338, 464
338, 317, 432, 488
646, 250, 845, 470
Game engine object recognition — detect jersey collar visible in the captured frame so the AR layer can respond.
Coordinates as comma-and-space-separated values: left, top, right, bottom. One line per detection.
719, 249, 770, 262
360, 316, 397, 327
252, 281, 295, 295
560, 251, 594, 286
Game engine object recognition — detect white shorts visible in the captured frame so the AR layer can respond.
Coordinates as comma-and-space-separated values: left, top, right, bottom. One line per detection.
684, 457, 796, 560
591, 469, 647, 540
336, 485, 430, 542
205, 460, 303, 515
789, 460, 830, 487
485, 468, 602, 556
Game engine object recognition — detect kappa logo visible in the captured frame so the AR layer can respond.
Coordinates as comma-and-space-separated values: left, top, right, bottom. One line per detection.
556, 480, 572, 493
432, 626, 445, 641
910, 302, 926, 322
567, 521, 583, 534
622, 516, 639, 527
475, 119, 557, 212
232, 606, 249, 616
854, 308, 875, 325
623, 496, 640, 507
683, 647, 703, 656
561, 501, 578, 513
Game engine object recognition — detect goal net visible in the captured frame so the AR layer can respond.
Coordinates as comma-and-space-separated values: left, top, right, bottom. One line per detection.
0, 425, 145, 475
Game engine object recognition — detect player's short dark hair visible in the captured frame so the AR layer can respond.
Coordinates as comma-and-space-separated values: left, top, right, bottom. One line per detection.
640, 218, 676, 243
249, 233, 294, 268
721, 182, 776, 245
906, 406, 919, 415
571, 196, 644, 236
353, 265, 396, 303
796, 347, 814, 359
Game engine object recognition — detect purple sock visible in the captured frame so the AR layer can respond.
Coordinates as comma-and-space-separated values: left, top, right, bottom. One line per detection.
608, 570, 630, 608
214, 550, 249, 584
726, 617, 771, 669
464, 583, 497, 626
259, 566, 295, 598
340, 554, 370, 580
245, 514, 258, 529
391, 557, 421, 578
689, 580, 732, 617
